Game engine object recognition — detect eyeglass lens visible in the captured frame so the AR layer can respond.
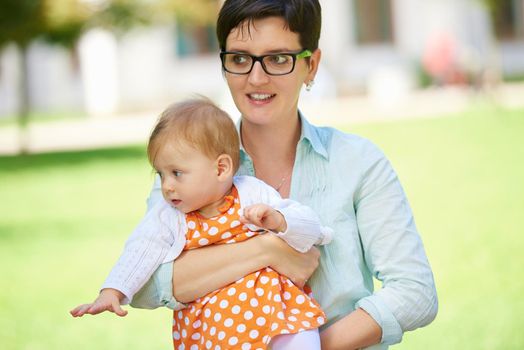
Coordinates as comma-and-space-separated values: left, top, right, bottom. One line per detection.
223, 53, 295, 75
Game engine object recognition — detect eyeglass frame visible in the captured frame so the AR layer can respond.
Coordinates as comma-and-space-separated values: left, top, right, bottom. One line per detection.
219, 49, 312, 76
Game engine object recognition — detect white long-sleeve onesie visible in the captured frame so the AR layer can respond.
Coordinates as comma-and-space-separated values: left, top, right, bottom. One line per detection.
101, 175, 332, 304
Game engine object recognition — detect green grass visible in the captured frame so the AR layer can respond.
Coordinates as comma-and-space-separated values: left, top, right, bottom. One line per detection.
0, 103, 523, 349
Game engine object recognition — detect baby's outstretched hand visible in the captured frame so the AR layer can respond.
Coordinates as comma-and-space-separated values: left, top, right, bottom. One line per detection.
70, 288, 127, 317
240, 204, 287, 233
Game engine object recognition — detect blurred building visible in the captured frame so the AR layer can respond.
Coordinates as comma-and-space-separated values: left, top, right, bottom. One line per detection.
0, 0, 523, 118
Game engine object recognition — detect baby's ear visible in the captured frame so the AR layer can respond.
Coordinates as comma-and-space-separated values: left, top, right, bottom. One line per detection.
216, 154, 233, 179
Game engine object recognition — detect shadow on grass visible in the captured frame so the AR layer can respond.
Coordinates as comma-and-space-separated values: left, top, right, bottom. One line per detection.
0, 145, 147, 172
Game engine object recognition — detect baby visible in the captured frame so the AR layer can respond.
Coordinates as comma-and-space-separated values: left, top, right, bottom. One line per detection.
71, 97, 332, 350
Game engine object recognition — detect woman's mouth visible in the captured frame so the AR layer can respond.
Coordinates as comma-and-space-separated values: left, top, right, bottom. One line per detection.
247, 93, 275, 103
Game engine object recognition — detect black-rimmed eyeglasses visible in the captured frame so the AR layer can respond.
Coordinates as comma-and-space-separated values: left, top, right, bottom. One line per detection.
220, 49, 312, 76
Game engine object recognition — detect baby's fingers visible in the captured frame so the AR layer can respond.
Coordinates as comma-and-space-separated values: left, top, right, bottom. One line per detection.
111, 301, 128, 317
70, 303, 93, 317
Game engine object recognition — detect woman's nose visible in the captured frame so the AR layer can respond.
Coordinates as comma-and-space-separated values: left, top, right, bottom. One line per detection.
248, 61, 270, 85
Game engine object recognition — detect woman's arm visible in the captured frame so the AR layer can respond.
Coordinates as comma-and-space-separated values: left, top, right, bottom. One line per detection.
320, 308, 382, 350
172, 233, 320, 303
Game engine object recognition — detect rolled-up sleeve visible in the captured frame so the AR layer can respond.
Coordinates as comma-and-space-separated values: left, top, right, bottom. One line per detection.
354, 148, 438, 345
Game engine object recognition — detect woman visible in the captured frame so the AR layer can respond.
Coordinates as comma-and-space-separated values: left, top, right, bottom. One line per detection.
134, 1, 438, 349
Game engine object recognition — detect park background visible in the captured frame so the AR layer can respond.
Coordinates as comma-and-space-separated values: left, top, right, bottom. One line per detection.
1, 0, 523, 349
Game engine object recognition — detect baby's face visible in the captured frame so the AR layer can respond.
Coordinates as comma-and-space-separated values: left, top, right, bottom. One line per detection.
154, 141, 224, 215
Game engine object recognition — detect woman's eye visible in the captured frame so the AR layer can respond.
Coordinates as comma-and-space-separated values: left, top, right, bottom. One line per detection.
232, 55, 249, 65
270, 55, 289, 64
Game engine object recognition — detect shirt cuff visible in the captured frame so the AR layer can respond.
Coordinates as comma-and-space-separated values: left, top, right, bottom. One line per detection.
356, 296, 403, 346
130, 262, 187, 311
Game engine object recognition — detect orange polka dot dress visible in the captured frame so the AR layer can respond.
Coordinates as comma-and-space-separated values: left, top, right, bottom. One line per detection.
172, 186, 326, 350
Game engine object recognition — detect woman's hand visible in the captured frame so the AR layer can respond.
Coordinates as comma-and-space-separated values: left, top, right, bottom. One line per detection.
260, 234, 320, 288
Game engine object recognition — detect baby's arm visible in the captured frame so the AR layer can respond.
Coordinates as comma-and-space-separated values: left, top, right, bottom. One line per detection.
70, 200, 181, 317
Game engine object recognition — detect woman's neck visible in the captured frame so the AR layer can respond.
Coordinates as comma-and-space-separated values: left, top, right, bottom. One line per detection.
240, 115, 301, 163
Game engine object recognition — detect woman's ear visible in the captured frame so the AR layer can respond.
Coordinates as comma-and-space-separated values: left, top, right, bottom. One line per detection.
306, 48, 322, 81
216, 154, 233, 180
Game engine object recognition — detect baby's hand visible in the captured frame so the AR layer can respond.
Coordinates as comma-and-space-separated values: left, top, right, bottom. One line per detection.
70, 288, 127, 317
240, 204, 287, 233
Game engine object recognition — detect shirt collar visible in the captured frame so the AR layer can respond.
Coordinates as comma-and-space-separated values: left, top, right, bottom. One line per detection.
236, 110, 329, 160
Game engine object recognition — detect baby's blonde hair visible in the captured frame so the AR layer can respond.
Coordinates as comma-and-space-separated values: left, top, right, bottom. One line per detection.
147, 97, 240, 172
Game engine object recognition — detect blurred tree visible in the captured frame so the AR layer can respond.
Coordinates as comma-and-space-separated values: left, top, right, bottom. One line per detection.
0, 0, 216, 154
0, 0, 47, 153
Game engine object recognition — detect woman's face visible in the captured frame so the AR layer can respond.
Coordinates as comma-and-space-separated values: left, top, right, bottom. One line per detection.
224, 16, 320, 127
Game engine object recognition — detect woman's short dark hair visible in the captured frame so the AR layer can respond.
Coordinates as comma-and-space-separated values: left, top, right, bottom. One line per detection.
217, 0, 321, 52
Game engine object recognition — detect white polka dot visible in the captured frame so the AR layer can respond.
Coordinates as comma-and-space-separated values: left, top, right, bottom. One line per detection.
290, 308, 300, 314
187, 221, 196, 229
177, 311, 183, 319
237, 323, 246, 333
173, 331, 180, 340
227, 287, 236, 296
221, 231, 232, 239
227, 207, 235, 215
204, 309, 211, 318
280, 329, 290, 334
256, 317, 266, 326
295, 295, 305, 304
218, 331, 226, 340
277, 311, 285, 320
192, 320, 202, 328
267, 291, 273, 300
184, 317, 190, 325
283, 292, 292, 300
242, 344, 252, 350
209, 227, 219, 236
271, 322, 279, 331
178, 344, 185, 350
224, 318, 234, 327
302, 320, 311, 327
245, 230, 255, 237
196, 309, 202, 317
218, 216, 228, 224
263, 335, 271, 343
287, 323, 295, 330
214, 313, 222, 322
231, 305, 241, 314
249, 329, 259, 339
230, 220, 240, 228
198, 238, 209, 246
256, 288, 264, 297
228, 336, 238, 346
273, 294, 281, 302
181, 329, 187, 338
271, 278, 279, 285
237, 277, 244, 284
250, 298, 259, 307
219, 300, 229, 309
317, 316, 325, 324
305, 311, 315, 317
288, 316, 297, 322
209, 295, 217, 304
214, 346, 221, 350
210, 326, 216, 336
246, 280, 255, 288
203, 322, 208, 331
244, 310, 254, 320
191, 333, 201, 340
260, 276, 269, 284
192, 231, 200, 238
262, 305, 271, 314
238, 292, 247, 301
203, 222, 209, 231
206, 340, 212, 349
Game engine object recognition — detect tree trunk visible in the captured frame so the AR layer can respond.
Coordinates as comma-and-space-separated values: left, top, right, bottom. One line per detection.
17, 43, 30, 154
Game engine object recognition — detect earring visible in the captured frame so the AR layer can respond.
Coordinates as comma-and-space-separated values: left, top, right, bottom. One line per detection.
305, 80, 315, 91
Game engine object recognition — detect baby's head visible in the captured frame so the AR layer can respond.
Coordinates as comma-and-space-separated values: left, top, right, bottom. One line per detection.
148, 97, 240, 215
148, 97, 240, 171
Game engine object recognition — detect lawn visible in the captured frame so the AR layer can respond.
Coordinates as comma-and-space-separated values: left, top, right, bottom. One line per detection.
0, 103, 522, 349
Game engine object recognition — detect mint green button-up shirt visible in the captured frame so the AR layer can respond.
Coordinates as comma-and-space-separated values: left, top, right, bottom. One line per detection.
236, 114, 437, 347
133, 113, 437, 349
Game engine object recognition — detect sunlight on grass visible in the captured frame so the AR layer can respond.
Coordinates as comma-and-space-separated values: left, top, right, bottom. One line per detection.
0, 103, 522, 349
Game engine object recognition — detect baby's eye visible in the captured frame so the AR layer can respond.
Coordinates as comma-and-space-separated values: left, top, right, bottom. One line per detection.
173, 170, 182, 177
